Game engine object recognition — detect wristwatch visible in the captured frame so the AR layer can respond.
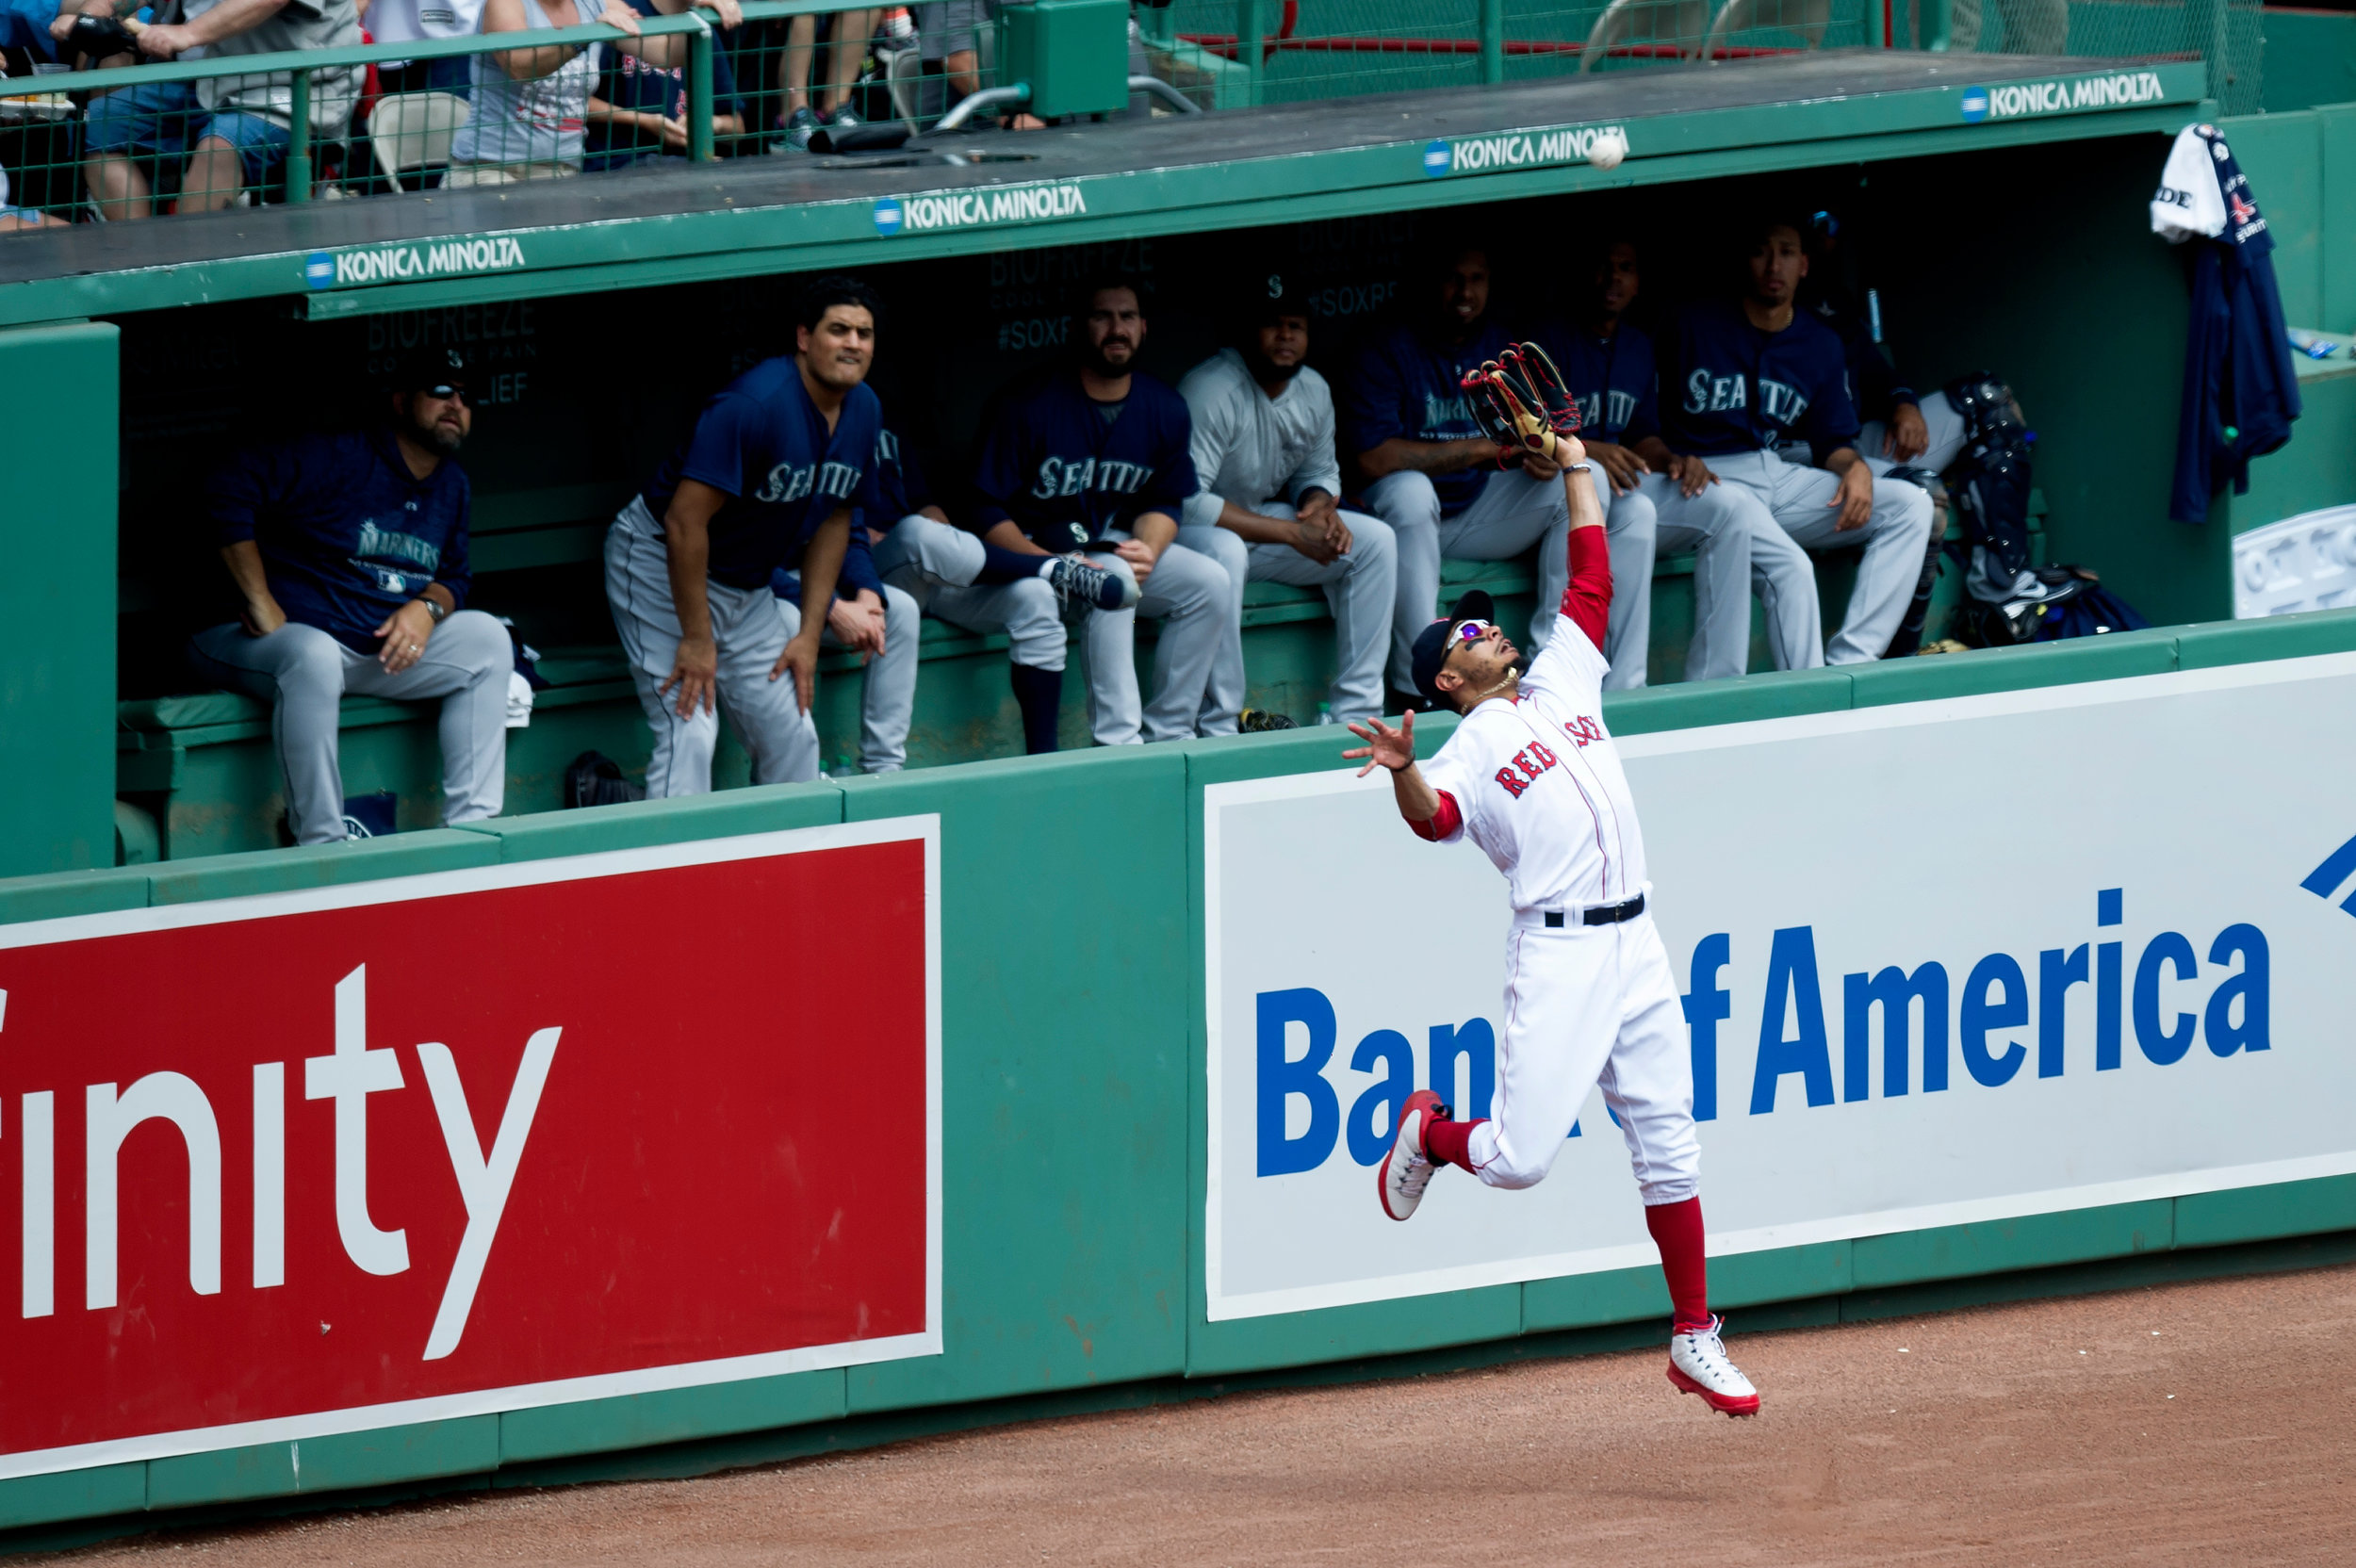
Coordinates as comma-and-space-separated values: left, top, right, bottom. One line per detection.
415, 596, 448, 624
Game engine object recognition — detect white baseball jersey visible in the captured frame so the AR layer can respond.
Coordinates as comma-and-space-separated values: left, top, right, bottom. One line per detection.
1419, 607, 1648, 911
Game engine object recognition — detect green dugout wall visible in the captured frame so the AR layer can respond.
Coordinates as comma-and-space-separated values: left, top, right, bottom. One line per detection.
3, 605, 2355, 1543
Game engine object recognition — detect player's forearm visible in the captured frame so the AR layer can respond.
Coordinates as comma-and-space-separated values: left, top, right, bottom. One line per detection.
981, 520, 1050, 556
1822, 446, 1862, 477
1391, 761, 1440, 825
1562, 458, 1604, 534
1131, 512, 1177, 558
660, 509, 716, 642
795, 511, 852, 637
1213, 497, 1301, 544
1631, 435, 1679, 470
1358, 436, 1490, 481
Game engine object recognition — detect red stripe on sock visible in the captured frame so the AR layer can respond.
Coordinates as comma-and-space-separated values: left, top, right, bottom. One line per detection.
1644, 1196, 1710, 1330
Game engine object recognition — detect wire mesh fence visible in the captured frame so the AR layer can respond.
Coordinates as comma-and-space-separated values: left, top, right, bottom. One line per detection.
0, 0, 2256, 231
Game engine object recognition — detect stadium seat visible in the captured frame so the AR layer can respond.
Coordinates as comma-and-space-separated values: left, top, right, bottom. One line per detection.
368, 91, 472, 188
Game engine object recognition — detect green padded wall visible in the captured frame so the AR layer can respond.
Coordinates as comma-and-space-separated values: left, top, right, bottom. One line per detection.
0, 320, 117, 877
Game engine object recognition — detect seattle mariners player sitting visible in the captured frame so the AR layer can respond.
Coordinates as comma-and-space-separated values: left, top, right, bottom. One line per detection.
1350, 245, 1647, 702
604, 273, 882, 795
1340, 360, 1761, 1420
1177, 281, 1398, 731
967, 279, 1233, 748
1652, 216, 1936, 666
1533, 239, 1808, 688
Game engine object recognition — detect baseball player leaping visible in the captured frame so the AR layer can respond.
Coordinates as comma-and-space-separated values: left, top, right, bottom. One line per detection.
1342, 345, 1760, 1419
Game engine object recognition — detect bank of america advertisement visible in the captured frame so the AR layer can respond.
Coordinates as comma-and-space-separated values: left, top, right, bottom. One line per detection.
1203, 655, 2356, 1322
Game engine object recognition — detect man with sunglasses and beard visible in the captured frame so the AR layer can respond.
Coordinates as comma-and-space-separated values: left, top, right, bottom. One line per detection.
193, 348, 511, 845
1341, 403, 1760, 1421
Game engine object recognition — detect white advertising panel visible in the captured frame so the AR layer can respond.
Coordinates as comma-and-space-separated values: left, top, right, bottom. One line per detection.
1204, 655, 2356, 1321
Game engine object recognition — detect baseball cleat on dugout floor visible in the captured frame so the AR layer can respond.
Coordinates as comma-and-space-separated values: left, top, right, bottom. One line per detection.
1377, 1089, 1450, 1221
1667, 1315, 1761, 1417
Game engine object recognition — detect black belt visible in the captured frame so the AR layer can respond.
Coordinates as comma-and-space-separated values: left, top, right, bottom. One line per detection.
1544, 892, 1645, 928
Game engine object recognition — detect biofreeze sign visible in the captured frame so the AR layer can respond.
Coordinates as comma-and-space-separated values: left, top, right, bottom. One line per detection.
1203, 657, 2356, 1321
0, 821, 941, 1478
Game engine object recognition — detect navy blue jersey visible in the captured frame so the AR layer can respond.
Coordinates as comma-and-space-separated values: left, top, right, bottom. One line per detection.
585, 0, 743, 172
641, 356, 885, 592
970, 369, 1197, 549
1347, 319, 1513, 515
1530, 319, 1661, 444
772, 426, 908, 607
1661, 298, 1861, 465
2168, 126, 2301, 523
205, 427, 471, 653
865, 425, 932, 525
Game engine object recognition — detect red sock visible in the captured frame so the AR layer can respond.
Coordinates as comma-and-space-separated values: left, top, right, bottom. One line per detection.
1644, 1197, 1710, 1331
1423, 1117, 1482, 1172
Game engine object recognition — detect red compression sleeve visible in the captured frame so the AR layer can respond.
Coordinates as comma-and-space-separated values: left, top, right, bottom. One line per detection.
1644, 1196, 1710, 1331
1559, 524, 1612, 651
1408, 789, 1462, 842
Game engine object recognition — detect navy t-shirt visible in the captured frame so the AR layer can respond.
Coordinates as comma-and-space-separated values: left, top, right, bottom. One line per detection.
1530, 319, 1661, 445
641, 356, 886, 592
1347, 318, 1513, 515
205, 427, 472, 653
970, 369, 1197, 549
1660, 299, 1862, 465
585, 0, 744, 172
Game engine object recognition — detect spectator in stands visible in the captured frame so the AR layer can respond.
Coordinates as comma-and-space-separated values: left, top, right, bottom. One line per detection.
767, 425, 923, 774
913, 0, 982, 114
585, 0, 744, 169
604, 274, 877, 797
1534, 237, 1808, 686
1350, 245, 1648, 706
190, 349, 509, 846
57, 0, 362, 216
946, 279, 1230, 751
774, 5, 873, 151
1178, 281, 1397, 730
0, 167, 47, 230
448, 0, 738, 185
1650, 215, 1935, 667
365, 0, 483, 94
0, 0, 63, 65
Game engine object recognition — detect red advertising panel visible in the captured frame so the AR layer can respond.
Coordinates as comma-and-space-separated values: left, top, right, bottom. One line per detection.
0, 821, 940, 1478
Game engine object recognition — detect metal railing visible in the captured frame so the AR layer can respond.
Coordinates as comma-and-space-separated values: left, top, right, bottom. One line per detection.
0, 0, 2253, 227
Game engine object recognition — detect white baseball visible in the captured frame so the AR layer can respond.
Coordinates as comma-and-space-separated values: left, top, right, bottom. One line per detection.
1589, 128, 1628, 172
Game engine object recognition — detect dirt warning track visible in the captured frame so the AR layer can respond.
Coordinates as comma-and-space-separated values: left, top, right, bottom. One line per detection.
38, 1263, 2356, 1566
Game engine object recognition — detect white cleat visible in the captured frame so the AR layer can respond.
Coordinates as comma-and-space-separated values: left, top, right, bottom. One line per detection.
1668, 1315, 1761, 1418
1377, 1089, 1448, 1221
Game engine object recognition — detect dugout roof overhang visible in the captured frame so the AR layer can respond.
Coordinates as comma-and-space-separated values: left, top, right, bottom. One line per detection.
0, 50, 2205, 327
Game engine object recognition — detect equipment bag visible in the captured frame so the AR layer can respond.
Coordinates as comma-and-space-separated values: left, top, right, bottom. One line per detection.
564, 750, 646, 809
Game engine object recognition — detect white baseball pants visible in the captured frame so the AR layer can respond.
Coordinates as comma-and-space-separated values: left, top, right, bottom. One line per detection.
1466, 905, 1699, 1206
604, 499, 820, 798
873, 514, 1232, 746
772, 581, 921, 774
1710, 449, 1934, 667
188, 610, 510, 846
1177, 505, 1398, 732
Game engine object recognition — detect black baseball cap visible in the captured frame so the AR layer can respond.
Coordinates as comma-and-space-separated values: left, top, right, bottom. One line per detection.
1409, 589, 1497, 709
1245, 274, 1311, 326
392, 347, 468, 394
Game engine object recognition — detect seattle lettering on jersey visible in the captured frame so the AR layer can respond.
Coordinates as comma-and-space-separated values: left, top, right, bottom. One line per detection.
753, 459, 866, 506
1419, 388, 1481, 438
1576, 389, 1639, 433
1679, 372, 1810, 429
1028, 455, 1159, 500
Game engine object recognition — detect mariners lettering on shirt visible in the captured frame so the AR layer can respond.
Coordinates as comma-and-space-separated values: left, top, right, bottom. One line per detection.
1577, 389, 1638, 434
1419, 388, 1480, 437
1682, 372, 1808, 428
1026, 454, 1158, 500
350, 520, 442, 593
754, 458, 865, 506
1494, 740, 1561, 799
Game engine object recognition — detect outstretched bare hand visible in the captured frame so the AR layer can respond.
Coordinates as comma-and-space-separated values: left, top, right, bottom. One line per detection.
1342, 710, 1416, 777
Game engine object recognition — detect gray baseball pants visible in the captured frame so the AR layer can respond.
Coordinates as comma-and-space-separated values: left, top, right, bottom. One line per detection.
1607, 471, 1818, 686
1178, 504, 1398, 731
1366, 465, 1650, 693
874, 514, 1230, 745
605, 498, 820, 797
1859, 390, 1969, 480
188, 610, 509, 846
773, 581, 921, 775
1710, 449, 1935, 666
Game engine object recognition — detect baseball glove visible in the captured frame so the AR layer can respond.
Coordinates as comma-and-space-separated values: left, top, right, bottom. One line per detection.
1460, 342, 1581, 467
